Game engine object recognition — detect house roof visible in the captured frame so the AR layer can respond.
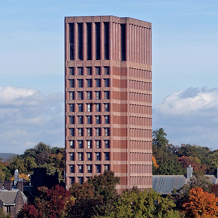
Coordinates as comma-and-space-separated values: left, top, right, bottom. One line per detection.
152, 175, 218, 195
0, 189, 27, 205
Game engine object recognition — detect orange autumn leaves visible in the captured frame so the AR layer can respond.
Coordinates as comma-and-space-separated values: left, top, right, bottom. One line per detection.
152, 155, 159, 169
182, 187, 218, 218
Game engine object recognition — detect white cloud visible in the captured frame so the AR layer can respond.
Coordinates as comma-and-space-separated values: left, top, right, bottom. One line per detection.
153, 87, 218, 150
0, 86, 64, 154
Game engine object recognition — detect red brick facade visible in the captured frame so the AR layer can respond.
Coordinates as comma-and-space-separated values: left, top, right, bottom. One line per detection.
65, 16, 152, 193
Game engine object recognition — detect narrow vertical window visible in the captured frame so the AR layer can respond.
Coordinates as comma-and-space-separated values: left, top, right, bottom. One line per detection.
87, 23, 92, 60
95, 22, 100, 60
69, 23, 74, 60
104, 22, 109, 60
121, 24, 126, 61
78, 23, 83, 60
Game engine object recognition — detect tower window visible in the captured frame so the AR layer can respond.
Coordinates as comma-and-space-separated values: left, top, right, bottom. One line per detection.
95, 22, 100, 60
69, 23, 74, 60
87, 23, 92, 60
121, 24, 126, 61
78, 140, 83, 148
78, 23, 83, 60
104, 22, 109, 60
96, 165, 101, 173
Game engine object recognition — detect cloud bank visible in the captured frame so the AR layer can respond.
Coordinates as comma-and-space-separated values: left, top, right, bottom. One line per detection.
0, 86, 64, 154
153, 87, 218, 150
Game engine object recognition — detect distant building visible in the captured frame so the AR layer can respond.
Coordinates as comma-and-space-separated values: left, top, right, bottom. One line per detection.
153, 165, 218, 195
0, 181, 27, 218
64, 15, 152, 193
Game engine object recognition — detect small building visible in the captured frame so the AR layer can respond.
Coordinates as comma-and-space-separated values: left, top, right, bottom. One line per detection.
0, 181, 27, 218
152, 165, 218, 195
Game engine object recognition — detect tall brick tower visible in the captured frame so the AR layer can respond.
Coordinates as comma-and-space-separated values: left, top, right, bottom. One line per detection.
65, 16, 152, 193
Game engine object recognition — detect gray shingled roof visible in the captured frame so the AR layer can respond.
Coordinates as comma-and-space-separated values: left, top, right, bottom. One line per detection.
153, 175, 218, 195
153, 175, 188, 195
0, 189, 27, 205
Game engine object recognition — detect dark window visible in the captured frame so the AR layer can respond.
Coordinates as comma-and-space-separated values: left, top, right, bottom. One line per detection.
96, 152, 101, 161
78, 116, 83, 124
96, 116, 101, 124
78, 23, 83, 60
96, 165, 101, 173
95, 91, 101, 99
95, 67, 101, 75
87, 152, 92, 161
87, 165, 92, 173
105, 152, 110, 160
104, 22, 109, 60
69, 104, 74, 112
105, 128, 110, 136
104, 115, 109, 124
78, 177, 83, 184
87, 91, 92, 100
78, 165, 83, 173
69, 23, 74, 60
96, 140, 101, 148
87, 79, 92, 87
95, 22, 100, 60
78, 67, 83, 75
70, 128, 74, 136
96, 103, 101, 112
69, 79, 74, 88
105, 140, 109, 148
70, 116, 74, 124
104, 67, 109, 75
78, 128, 83, 136
104, 91, 109, 99
78, 91, 83, 100
70, 67, 74, 75
121, 24, 126, 61
104, 79, 109, 87
87, 140, 92, 148
96, 128, 101, 136
70, 140, 74, 148
78, 140, 83, 148
87, 116, 92, 124
87, 128, 92, 136
78, 104, 83, 112
70, 153, 74, 161
105, 165, 110, 171
70, 165, 75, 173
78, 152, 83, 161
96, 79, 101, 87
87, 67, 92, 75
78, 79, 83, 87
69, 92, 74, 100
70, 177, 75, 185
87, 23, 92, 60
104, 103, 109, 111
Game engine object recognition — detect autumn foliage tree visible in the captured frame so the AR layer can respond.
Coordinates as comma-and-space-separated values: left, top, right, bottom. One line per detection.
182, 187, 218, 218
17, 185, 75, 218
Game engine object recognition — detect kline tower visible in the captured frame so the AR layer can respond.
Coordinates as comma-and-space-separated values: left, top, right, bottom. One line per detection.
65, 16, 152, 193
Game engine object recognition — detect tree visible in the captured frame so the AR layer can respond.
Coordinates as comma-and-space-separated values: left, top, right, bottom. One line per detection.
17, 185, 75, 218
107, 189, 180, 218
0, 169, 5, 181
0, 209, 12, 218
182, 187, 218, 218
174, 173, 213, 209
152, 128, 169, 149
178, 156, 206, 174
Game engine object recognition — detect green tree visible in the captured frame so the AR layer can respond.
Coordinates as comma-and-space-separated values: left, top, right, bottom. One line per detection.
153, 128, 169, 149
107, 189, 180, 218
0, 209, 12, 218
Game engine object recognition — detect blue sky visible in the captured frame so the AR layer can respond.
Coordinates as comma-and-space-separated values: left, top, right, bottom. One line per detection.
0, 0, 218, 153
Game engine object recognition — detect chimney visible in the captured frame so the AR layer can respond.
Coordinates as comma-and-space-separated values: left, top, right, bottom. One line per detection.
17, 181, 23, 192
187, 165, 193, 179
4, 181, 12, 191
0, 181, 3, 189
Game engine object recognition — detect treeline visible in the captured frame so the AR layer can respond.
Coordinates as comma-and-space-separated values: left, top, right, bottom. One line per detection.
152, 128, 218, 175
0, 142, 65, 182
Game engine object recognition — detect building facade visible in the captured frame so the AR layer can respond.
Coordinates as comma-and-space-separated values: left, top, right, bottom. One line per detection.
65, 16, 152, 192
